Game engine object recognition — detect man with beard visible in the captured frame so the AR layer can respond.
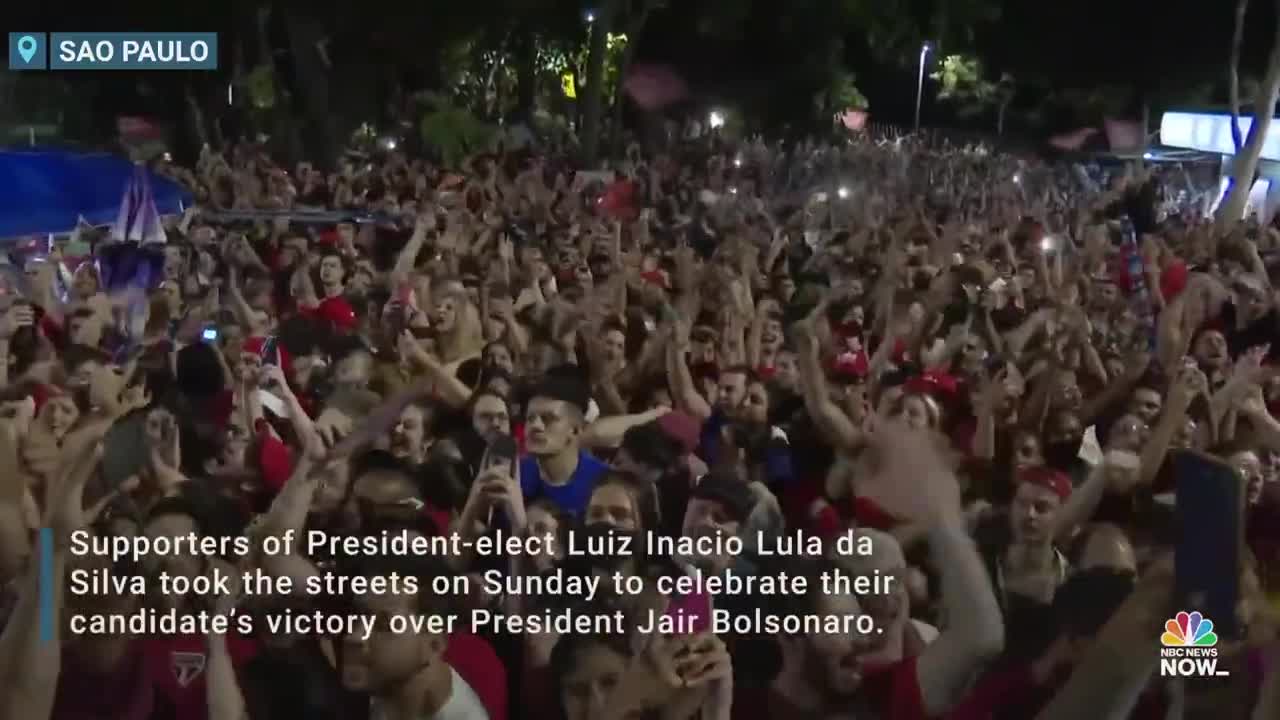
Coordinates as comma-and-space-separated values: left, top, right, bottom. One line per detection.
735, 425, 1005, 720
341, 553, 507, 720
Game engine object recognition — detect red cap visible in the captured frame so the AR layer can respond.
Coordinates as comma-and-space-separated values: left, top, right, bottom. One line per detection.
1017, 465, 1073, 501
905, 370, 959, 399
832, 351, 869, 380
657, 410, 700, 455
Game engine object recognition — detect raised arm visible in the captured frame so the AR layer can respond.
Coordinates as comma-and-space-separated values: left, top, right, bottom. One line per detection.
0, 431, 103, 720
859, 424, 1004, 716
1035, 560, 1173, 720
581, 407, 670, 450
665, 313, 713, 422
916, 503, 1006, 715
793, 300, 863, 454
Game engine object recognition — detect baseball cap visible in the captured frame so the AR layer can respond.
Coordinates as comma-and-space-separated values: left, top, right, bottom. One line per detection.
657, 410, 701, 456
1017, 465, 1073, 501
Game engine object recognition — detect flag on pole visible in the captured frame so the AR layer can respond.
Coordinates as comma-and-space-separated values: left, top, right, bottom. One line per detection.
110, 164, 167, 245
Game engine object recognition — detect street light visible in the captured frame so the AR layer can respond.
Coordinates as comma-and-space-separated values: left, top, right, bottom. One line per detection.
915, 42, 932, 132
708, 110, 725, 130
585, 9, 596, 23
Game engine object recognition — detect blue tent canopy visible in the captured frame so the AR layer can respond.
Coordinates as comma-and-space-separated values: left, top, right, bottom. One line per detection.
0, 150, 192, 238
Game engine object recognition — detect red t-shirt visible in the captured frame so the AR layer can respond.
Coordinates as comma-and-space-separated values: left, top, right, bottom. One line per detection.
141, 634, 259, 720
53, 639, 155, 720
301, 295, 357, 333
732, 656, 925, 720
443, 632, 508, 720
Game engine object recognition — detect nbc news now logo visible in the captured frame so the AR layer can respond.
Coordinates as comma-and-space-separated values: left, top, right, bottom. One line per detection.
1159, 611, 1230, 678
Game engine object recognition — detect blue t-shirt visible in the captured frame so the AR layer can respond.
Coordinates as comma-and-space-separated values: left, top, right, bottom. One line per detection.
519, 451, 609, 517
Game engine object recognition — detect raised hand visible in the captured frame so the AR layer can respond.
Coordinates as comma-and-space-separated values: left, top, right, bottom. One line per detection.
862, 420, 962, 524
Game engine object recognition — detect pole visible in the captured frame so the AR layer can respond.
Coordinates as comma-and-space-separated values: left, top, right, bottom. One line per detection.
915, 45, 929, 132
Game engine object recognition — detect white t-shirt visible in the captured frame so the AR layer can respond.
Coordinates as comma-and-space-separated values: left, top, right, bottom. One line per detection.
370, 668, 489, 720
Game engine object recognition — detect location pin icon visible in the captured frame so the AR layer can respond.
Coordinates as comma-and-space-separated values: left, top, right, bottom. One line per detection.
17, 36, 37, 63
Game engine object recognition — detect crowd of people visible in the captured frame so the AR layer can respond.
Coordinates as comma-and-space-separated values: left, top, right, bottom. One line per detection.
0, 126, 1278, 720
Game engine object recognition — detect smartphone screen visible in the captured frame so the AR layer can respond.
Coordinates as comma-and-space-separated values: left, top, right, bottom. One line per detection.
1173, 449, 1245, 639
481, 434, 518, 479
260, 336, 278, 365
480, 434, 518, 525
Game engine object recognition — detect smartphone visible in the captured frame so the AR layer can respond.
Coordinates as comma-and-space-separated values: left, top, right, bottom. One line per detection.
481, 434, 518, 479
201, 325, 219, 343
260, 335, 278, 364
1172, 449, 1245, 640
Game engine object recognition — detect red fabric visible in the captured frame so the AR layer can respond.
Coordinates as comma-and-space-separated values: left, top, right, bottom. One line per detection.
640, 270, 670, 289
892, 337, 910, 364
732, 657, 925, 720
780, 477, 844, 541
905, 370, 959, 401
53, 639, 155, 720
852, 496, 901, 531
1017, 465, 1073, 500
256, 421, 294, 494
1160, 259, 1189, 301
658, 411, 701, 455
39, 313, 64, 345
513, 422, 526, 454
141, 634, 258, 720
833, 350, 870, 379
423, 505, 452, 537
599, 180, 639, 221
946, 665, 1042, 719
31, 383, 55, 416
443, 632, 508, 720
300, 295, 357, 333
948, 664, 1168, 720
859, 655, 927, 720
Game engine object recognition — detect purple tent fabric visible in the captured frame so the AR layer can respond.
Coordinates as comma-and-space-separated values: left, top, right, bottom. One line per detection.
100, 165, 169, 295
111, 164, 168, 245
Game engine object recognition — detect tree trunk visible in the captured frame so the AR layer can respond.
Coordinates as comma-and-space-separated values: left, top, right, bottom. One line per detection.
997, 102, 1007, 136
1217, 0, 1280, 232
283, 10, 335, 169
1230, 0, 1250, 153
608, 3, 654, 160
514, 27, 536, 125
185, 82, 209, 150
581, 0, 621, 167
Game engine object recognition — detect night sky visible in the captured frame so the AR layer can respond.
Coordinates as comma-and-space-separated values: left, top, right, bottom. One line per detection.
0, 0, 1270, 134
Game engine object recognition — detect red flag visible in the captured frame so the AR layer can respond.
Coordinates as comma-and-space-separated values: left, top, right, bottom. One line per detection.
623, 65, 688, 110
1104, 118, 1145, 152
838, 110, 868, 131
117, 116, 161, 140
1048, 127, 1099, 151
599, 180, 638, 220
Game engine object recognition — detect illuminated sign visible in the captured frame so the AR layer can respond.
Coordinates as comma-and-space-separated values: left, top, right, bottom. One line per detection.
1160, 111, 1280, 161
